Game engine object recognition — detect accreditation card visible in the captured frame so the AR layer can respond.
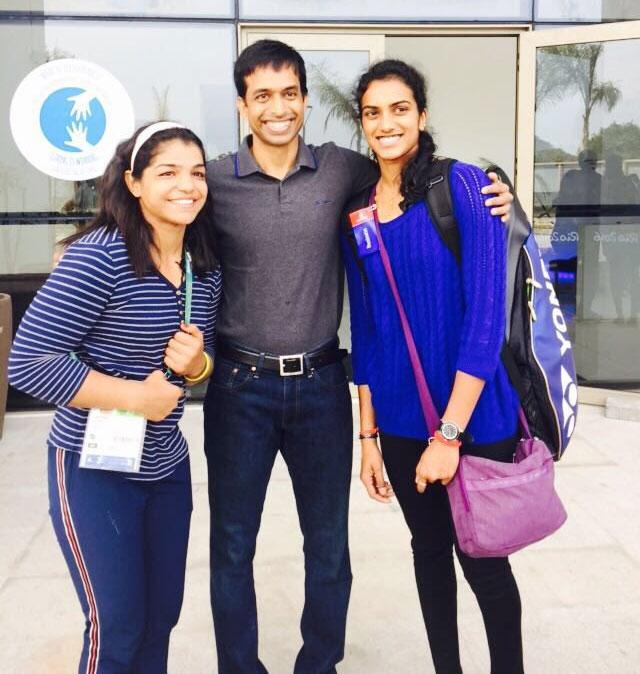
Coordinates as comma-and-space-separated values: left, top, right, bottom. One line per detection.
80, 409, 146, 473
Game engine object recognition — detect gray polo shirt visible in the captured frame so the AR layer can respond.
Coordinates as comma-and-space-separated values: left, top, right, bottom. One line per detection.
207, 136, 377, 354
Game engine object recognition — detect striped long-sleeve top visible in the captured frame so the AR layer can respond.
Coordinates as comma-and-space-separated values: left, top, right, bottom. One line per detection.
342, 161, 520, 444
9, 226, 222, 481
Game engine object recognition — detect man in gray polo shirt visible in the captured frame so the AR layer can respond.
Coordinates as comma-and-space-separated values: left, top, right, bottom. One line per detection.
204, 40, 513, 674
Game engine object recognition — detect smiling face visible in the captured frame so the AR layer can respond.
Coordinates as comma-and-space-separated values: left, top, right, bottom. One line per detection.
125, 139, 207, 231
360, 76, 427, 166
237, 64, 307, 150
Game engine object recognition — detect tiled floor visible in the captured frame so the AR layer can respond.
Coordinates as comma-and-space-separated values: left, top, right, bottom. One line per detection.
1, 401, 639, 673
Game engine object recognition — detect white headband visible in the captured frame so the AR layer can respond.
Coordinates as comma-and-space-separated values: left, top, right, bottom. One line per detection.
129, 121, 186, 172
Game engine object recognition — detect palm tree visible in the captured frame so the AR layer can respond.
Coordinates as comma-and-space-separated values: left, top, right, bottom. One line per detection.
571, 44, 621, 149
308, 63, 363, 153
536, 49, 575, 108
538, 43, 621, 150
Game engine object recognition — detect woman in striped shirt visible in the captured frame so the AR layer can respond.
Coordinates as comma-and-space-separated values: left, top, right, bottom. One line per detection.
9, 122, 222, 674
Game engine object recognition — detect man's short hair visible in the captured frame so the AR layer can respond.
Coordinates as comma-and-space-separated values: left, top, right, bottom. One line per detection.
234, 39, 308, 98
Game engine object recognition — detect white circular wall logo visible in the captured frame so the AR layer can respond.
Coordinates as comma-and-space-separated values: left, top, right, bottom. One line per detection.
10, 59, 135, 181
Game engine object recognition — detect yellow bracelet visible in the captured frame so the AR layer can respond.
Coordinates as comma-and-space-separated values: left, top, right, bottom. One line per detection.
184, 352, 213, 385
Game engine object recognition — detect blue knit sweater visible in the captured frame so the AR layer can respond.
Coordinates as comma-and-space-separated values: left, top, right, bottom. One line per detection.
342, 161, 520, 444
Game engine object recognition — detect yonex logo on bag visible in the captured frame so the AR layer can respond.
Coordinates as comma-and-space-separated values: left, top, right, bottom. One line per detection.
10, 59, 134, 181
540, 255, 572, 357
538, 248, 577, 442
561, 365, 578, 438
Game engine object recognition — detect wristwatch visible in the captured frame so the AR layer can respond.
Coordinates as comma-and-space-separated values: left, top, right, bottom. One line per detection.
438, 420, 464, 443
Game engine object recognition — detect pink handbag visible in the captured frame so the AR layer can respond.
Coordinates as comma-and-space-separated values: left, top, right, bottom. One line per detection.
374, 209, 567, 558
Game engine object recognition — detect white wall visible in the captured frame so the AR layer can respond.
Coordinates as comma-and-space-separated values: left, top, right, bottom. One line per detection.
386, 36, 518, 181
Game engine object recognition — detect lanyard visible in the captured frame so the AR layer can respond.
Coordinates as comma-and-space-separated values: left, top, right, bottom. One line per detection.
183, 250, 193, 326
164, 250, 193, 379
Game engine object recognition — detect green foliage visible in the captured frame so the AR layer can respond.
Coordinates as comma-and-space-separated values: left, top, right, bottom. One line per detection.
308, 63, 363, 153
587, 122, 640, 160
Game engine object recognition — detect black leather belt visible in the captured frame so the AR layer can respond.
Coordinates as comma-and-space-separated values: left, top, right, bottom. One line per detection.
218, 341, 347, 376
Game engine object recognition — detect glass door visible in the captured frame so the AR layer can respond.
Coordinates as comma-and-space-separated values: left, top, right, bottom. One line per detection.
518, 21, 640, 386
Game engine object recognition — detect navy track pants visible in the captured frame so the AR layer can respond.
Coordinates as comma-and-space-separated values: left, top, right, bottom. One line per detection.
48, 446, 192, 674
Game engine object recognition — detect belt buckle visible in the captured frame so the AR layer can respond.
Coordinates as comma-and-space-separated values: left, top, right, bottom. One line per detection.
279, 353, 304, 376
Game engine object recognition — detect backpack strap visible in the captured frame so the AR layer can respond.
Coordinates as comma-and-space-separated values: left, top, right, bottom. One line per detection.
424, 158, 460, 264
425, 160, 530, 409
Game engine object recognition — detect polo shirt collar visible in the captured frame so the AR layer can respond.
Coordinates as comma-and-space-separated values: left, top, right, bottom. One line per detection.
234, 135, 317, 178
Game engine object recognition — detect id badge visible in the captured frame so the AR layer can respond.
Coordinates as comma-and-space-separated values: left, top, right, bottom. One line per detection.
349, 205, 380, 258
80, 409, 146, 473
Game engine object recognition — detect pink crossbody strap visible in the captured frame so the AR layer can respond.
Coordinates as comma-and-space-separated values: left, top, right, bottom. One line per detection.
370, 191, 440, 437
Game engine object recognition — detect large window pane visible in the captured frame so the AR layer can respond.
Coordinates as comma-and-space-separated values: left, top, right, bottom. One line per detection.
533, 38, 640, 383
1, 18, 237, 234
535, 0, 640, 22
240, 0, 531, 21
0, 1, 234, 17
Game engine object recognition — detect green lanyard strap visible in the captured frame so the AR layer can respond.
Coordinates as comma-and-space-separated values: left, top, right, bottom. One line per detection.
183, 250, 193, 326
165, 250, 193, 379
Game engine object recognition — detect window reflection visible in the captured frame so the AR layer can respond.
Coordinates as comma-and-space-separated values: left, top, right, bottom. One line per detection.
534, 39, 640, 383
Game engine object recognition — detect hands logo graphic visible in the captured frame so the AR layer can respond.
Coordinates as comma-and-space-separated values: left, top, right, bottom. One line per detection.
64, 121, 93, 152
67, 90, 95, 122
64, 90, 97, 151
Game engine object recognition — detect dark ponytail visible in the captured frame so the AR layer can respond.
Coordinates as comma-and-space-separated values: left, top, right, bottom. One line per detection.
355, 59, 437, 211
62, 123, 217, 277
398, 129, 437, 212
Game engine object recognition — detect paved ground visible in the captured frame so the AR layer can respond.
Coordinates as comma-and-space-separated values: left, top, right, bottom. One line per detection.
1, 400, 639, 673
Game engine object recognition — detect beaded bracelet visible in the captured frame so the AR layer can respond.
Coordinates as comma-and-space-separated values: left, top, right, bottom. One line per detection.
184, 352, 213, 385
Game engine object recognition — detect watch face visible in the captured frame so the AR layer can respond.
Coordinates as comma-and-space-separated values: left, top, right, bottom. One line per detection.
440, 422, 459, 441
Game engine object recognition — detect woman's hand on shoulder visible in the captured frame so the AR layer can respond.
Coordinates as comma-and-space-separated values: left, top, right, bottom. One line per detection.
360, 439, 394, 503
164, 322, 205, 377
415, 440, 460, 493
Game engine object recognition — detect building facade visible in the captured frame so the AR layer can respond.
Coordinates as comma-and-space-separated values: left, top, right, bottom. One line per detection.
2, 1, 640, 408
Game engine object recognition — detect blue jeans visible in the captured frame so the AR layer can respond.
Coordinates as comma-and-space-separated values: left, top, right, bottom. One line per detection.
203, 355, 353, 674
48, 447, 192, 674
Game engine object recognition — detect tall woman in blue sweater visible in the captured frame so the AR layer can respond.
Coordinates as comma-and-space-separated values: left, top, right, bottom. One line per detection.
343, 61, 524, 673
9, 123, 221, 674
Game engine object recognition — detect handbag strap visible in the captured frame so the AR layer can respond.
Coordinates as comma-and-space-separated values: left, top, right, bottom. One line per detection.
369, 189, 440, 437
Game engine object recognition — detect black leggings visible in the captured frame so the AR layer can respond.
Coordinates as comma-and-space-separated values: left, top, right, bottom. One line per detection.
380, 432, 524, 674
